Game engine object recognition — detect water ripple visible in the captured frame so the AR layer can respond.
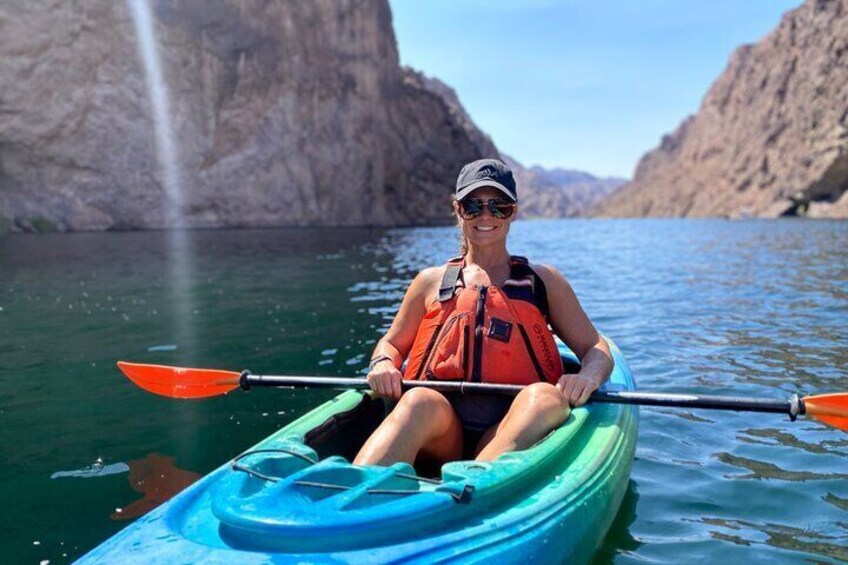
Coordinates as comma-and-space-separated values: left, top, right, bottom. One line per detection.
698, 517, 848, 562
715, 452, 848, 481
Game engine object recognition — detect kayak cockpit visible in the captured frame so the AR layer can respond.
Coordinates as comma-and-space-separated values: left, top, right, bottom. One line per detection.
205, 353, 586, 552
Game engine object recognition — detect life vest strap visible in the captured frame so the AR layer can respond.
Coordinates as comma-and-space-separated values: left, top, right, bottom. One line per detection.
438, 255, 550, 320
439, 259, 464, 302
505, 256, 551, 321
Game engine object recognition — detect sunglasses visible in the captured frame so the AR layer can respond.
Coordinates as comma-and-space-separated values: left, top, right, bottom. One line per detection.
458, 198, 516, 220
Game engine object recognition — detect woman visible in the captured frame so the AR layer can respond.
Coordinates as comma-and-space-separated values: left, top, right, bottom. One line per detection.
353, 159, 612, 467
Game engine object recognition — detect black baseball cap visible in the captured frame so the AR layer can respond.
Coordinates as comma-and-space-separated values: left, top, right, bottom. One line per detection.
455, 159, 517, 202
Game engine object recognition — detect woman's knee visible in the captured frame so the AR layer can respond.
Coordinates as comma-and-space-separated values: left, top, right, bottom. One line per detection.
393, 387, 462, 458
514, 383, 570, 419
355, 388, 460, 466
393, 387, 453, 419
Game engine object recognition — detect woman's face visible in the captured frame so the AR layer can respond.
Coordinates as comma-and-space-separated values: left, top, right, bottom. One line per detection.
453, 186, 517, 249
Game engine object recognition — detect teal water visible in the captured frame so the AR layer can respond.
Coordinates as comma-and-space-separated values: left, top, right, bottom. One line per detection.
0, 219, 846, 563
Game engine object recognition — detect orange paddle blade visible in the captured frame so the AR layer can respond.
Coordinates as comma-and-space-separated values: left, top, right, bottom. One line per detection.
117, 361, 241, 399
803, 393, 848, 432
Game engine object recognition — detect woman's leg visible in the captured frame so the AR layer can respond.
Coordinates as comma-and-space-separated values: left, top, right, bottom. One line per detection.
353, 387, 464, 466
474, 382, 571, 461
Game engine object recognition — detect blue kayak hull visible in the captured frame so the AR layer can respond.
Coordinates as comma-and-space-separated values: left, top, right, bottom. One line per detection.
78, 341, 637, 564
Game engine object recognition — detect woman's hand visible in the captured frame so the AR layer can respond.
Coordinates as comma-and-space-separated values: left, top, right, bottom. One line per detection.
366, 360, 404, 400
556, 373, 601, 407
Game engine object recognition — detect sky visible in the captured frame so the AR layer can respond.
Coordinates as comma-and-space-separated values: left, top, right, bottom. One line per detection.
389, 0, 802, 178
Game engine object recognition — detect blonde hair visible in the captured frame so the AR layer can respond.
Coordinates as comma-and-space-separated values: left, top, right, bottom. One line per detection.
453, 198, 468, 256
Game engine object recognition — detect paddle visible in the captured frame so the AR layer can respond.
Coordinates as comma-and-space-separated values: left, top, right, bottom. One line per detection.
117, 361, 848, 432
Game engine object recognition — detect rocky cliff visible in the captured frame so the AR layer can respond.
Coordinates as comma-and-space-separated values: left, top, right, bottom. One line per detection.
0, 0, 491, 232
409, 70, 499, 158
598, 0, 848, 219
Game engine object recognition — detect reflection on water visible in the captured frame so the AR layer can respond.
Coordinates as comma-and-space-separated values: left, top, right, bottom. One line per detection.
700, 517, 848, 563
715, 452, 848, 481
0, 219, 846, 563
737, 427, 848, 455
592, 481, 642, 564
112, 453, 201, 521
823, 493, 848, 512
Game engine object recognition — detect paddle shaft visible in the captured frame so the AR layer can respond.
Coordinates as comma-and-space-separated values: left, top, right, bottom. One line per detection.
239, 374, 805, 419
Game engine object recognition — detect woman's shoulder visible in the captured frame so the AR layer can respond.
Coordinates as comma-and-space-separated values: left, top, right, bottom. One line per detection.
528, 261, 559, 281
415, 265, 446, 283
407, 265, 447, 298
528, 261, 572, 291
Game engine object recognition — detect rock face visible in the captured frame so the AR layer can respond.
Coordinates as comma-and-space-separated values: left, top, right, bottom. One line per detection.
0, 0, 491, 232
503, 156, 625, 218
598, 0, 848, 219
409, 71, 499, 158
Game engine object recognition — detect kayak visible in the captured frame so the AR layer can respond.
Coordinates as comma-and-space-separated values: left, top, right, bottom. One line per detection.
78, 339, 637, 564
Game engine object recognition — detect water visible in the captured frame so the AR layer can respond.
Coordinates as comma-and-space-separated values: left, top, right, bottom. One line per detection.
0, 219, 845, 563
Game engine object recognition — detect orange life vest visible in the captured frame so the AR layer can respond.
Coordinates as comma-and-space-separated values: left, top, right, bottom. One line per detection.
404, 256, 564, 385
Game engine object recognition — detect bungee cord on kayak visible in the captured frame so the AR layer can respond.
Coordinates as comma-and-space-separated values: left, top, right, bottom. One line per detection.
231, 448, 474, 503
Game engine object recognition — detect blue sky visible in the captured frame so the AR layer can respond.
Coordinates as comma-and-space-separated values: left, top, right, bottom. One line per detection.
389, 0, 802, 178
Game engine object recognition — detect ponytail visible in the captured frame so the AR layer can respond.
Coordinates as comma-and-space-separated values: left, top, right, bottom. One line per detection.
454, 199, 468, 256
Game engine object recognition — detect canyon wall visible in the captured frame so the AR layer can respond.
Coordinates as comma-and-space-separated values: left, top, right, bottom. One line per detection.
0, 0, 491, 231
598, 0, 848, 219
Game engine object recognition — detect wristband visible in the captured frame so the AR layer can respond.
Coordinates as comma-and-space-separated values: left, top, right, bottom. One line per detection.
368, 354, 394, 370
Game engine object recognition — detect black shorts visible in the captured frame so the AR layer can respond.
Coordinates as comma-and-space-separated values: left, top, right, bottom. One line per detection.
444, 392, 514, 434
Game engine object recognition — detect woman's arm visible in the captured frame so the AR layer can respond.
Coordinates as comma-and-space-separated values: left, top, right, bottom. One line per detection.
533, 264, 613, 406
366, 266, 441, 399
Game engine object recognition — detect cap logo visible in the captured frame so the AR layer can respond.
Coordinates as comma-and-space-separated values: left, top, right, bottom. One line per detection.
473, 166, 502, 182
